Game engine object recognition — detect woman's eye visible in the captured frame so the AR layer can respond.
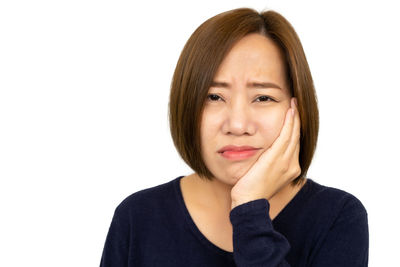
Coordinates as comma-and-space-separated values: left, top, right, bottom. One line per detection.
255, 95, 274, 102
207, 94, 223, 102
206, 94, 275, 103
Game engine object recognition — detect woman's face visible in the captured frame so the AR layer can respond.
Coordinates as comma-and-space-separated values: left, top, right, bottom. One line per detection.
200, 33, 292, 185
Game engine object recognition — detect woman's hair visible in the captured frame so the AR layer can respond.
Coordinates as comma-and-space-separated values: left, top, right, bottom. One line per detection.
168, 7, 319, 187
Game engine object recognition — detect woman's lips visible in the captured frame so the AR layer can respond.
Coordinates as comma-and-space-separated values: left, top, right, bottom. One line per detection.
218, 145, 258, 153
219, 149, 259, 160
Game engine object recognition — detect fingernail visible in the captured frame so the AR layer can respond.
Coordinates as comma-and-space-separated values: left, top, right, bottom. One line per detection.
294, 98, 298, 107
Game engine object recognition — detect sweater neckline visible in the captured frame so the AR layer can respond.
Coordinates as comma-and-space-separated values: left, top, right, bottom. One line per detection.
172, 175, 312, 258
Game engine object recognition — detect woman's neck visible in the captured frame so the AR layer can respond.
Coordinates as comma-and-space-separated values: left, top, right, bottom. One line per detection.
182, 173, 307, 220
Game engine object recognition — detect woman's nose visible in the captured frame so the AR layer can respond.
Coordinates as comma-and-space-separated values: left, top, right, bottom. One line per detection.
223, 102, 256, 136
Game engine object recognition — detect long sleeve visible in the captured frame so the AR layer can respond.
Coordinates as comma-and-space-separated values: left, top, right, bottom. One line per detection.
310, 197, 369, 267
100, 206, 131, 267
229, 198, 291, 267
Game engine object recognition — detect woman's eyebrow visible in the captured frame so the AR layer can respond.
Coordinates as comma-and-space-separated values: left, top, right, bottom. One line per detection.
211, 81, 282, 90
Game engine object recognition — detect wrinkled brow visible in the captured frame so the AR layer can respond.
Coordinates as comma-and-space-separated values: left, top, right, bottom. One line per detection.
211, 81, 282, 90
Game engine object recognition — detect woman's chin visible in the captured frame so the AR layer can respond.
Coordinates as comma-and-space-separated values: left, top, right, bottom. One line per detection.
208, 160, 255, 185
218, 168, 249, 185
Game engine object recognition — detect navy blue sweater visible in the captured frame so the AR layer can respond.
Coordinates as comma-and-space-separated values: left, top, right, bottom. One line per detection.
100, 176, 369, 266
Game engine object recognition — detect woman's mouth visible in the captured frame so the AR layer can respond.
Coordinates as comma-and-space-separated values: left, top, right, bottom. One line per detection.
218, 146, 260, 161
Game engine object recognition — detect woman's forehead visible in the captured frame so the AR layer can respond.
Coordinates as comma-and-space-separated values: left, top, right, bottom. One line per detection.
211, 34, 289, 91
214, 34, 286, 74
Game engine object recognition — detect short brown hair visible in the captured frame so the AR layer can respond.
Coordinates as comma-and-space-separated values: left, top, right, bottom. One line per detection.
168, 7, 319, 187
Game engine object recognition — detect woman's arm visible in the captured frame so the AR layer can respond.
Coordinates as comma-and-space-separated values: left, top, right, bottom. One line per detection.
100, 206, 130, 267
230, 199, 291, 267
310, 197, 369, 267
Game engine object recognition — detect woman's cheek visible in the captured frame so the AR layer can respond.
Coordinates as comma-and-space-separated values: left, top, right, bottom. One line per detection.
259, 112, 285, 147
200, 113, 221, 153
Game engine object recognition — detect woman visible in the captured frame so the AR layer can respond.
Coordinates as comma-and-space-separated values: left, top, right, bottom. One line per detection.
100, 7, 369, 266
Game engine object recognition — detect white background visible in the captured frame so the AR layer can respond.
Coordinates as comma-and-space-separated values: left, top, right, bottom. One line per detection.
0, 0, 399, 266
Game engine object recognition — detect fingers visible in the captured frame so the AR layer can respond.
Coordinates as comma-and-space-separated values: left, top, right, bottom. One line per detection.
283, 98, 301, 160
290, 141, 301, 176
269, 97, 296, 155
285, 98, 301, 181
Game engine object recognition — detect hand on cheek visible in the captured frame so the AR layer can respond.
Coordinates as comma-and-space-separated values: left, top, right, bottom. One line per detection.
230, 97, 301, 210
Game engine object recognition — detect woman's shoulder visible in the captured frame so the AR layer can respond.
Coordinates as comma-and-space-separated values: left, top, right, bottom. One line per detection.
113, 176, 183, 217
305, 178, 368, 220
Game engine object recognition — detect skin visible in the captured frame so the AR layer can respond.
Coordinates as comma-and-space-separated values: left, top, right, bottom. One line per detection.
183, 33, 303, 220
